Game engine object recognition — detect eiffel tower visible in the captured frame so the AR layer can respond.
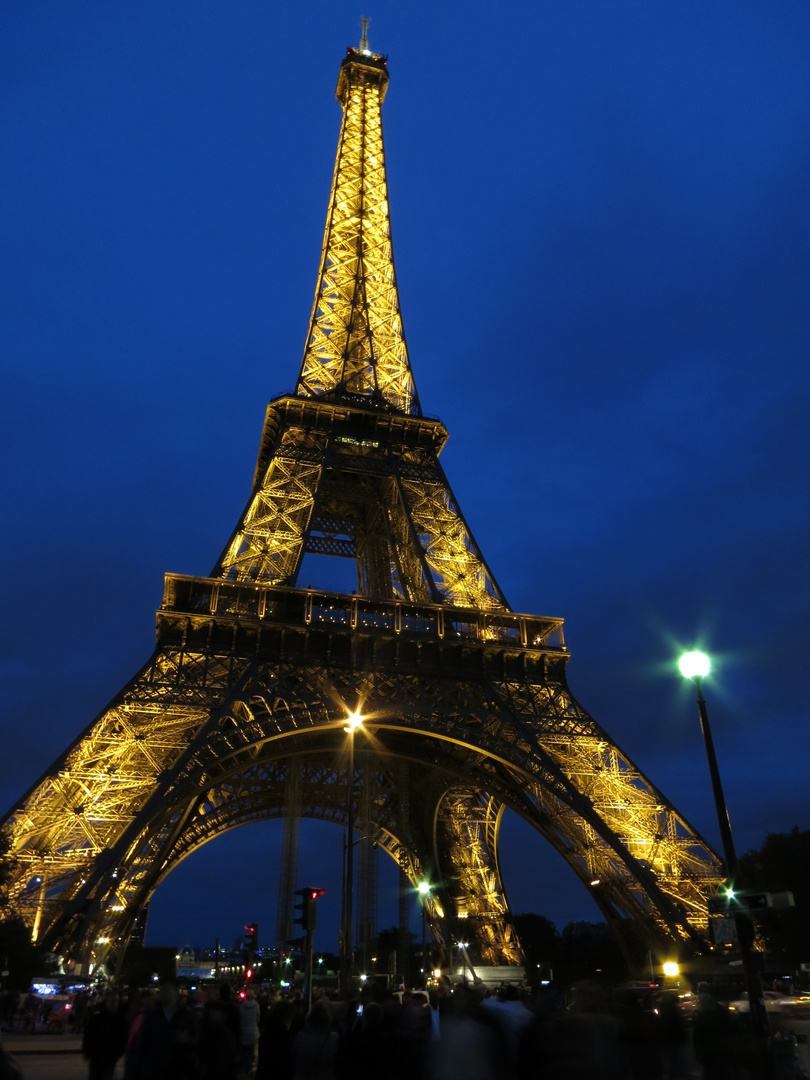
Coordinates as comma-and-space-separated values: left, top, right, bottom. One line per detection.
2, 34, 723, 976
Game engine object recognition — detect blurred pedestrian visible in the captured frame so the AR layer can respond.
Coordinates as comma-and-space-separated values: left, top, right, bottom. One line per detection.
430, 983, 503, 1080
348, 1000, 395, 1080
82, 988, 128, 1080
397, 990, 434, 1080
219, 984, 242, 1047
239, 988, 260, 1078
530, 980, 626, 1080
124, 989, 154, 1080
201, 988, 240, 1080
256, 998, 295, 1080
655, 991, 687, 1080
692, 983, 733, 1080
293, 999, 338, 1080
72, 989, 90, 1033
130, 974, 199, 1080
481, 985, 532, 1077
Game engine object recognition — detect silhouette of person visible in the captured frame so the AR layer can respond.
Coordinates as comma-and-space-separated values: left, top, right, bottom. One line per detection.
292, 999, 338, 1080
692, 982, 733, 1080
82, 989, 128, 1080
131, 975, 199, 1080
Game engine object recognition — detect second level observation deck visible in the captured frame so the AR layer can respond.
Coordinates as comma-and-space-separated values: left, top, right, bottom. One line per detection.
157, 575, 569, 685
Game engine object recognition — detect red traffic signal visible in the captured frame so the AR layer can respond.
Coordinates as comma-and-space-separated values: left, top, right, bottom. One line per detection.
294, 887, 325, 931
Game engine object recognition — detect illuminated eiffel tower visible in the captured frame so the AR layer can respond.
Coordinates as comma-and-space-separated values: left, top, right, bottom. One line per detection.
2, 34, 723, 976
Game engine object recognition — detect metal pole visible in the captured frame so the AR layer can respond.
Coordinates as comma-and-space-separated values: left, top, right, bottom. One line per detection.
399, 869, 410, 989
421, 899, 426, 985
304, 927, 314, 1012
341, 729, 355, 997
694, 676, 770, 1042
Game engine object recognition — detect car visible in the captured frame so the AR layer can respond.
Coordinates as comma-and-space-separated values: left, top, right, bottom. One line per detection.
27, 975, 91, 1033
764, 992, 810, 1018
728, 991, 793, 1014
44, 996, 73, 1033
25, 988, 73, 1033
672, 991, 699, 1015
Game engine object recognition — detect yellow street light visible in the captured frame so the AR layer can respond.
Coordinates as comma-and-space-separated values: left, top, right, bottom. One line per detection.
344, 710, 364, 734
663, 962, 679, 977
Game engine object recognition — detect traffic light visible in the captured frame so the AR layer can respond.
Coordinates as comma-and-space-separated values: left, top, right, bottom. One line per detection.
244, 923, 259, 951
294, 887, 325, 932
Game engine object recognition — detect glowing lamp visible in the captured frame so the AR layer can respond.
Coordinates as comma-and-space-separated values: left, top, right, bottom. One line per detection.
663, 962, 679, 977
344, 711, 364, 734
678, 651, 710, 679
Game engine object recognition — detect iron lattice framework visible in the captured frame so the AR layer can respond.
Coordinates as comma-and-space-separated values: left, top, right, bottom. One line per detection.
2, 42, 723, 973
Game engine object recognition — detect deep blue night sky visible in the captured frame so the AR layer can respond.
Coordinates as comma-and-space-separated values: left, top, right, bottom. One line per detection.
2, 2, 809, 956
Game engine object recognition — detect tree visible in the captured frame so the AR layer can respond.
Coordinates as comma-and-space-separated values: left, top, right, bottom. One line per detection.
558, 921, 626, 985
0, 915, 54, 992
514, 913, 627, 986
0, 831, 14, 916
739, 826, 810, 962
374, 925, 414, 980
513, 913, 560, 985
118, 945, 178, 989
0, 832, 56, 990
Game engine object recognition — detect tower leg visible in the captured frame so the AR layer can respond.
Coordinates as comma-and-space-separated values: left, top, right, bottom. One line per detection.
276, 759, 302, 949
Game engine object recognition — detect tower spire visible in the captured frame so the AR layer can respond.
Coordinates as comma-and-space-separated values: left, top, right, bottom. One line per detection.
295, 43, 421, 416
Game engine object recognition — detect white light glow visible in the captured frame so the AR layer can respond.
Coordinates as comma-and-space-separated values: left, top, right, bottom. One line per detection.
678, 651, 710, 679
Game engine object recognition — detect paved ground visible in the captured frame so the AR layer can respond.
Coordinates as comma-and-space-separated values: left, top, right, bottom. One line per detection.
2, 1017, 806, 1080
6, 1053, 89, 1079
0, 1032, 114, 1080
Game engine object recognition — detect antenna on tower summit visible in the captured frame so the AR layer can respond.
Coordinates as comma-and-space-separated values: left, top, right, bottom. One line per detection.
360, 16, 370, 53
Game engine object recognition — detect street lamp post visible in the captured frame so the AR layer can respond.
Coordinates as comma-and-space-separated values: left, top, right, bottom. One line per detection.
418, 881, 430, 983
341, 711, 364, 997
679, 651, 770, 1042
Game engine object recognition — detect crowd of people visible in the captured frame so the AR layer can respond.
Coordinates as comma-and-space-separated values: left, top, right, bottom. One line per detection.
0, 975, 784, 1080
